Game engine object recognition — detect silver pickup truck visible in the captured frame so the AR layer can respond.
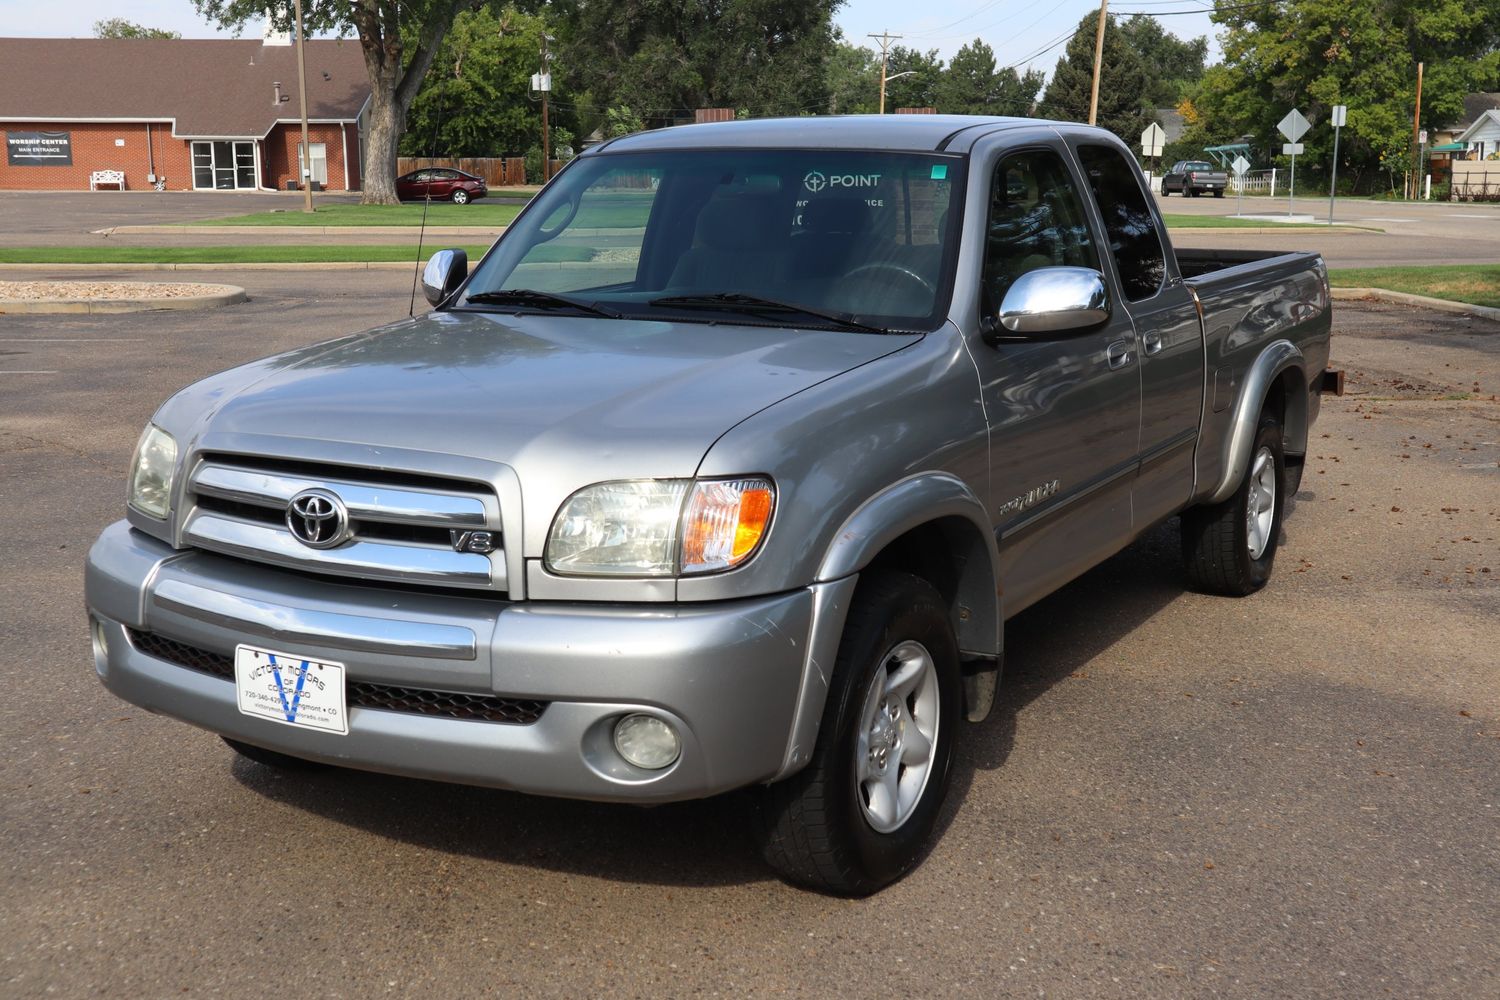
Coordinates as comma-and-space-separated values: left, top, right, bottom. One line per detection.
86, 116, 1336, 895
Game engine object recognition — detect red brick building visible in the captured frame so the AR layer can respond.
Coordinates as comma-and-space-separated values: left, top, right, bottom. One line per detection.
0, 36, 369, 193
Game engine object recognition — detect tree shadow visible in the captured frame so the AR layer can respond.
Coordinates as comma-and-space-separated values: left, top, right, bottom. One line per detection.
233, 514, 1268, 891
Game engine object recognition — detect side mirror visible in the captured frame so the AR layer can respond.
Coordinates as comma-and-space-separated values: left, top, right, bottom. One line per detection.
991, 266, 1110, 338
421, 249, 469, 306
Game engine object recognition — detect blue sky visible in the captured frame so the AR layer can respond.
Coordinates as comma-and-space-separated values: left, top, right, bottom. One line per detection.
4, 0, 1221, 77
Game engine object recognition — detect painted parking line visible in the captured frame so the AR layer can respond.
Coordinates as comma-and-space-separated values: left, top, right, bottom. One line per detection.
1452, 214, 1497, 219
1356, 218, 1416, 223
0, 338, 147, 342
0, 370, 59, 374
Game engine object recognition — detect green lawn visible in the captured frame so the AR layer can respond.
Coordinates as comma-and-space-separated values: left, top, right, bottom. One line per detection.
0, 244, 570, 265
1161, 214, 1324, 229
186, 202, 523, 227
1329, 264, 1500, 309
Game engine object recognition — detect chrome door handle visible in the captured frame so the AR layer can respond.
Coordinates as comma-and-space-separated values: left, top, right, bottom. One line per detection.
1143, 332, 1163, 356
1106, 340, 1134, 370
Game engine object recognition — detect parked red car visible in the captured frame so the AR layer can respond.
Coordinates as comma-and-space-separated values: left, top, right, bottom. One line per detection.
395, 167, 488, 204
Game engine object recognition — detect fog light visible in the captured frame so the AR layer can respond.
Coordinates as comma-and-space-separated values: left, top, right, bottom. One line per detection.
90, 618, 109, 675
613, 714, 681, 770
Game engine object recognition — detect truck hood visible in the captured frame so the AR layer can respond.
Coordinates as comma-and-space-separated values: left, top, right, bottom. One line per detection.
167, 309, 918, 534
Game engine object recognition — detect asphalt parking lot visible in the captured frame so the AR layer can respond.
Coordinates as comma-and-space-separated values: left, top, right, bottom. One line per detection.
2, 270, 1497, 997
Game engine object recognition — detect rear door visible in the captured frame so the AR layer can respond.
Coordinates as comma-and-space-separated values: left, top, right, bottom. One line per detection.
963, 139, 1142, 616
1070, 140, 1203, 527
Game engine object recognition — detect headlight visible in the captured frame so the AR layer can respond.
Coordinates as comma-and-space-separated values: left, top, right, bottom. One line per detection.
127, 424, 177, 519
546, 477, 775, 577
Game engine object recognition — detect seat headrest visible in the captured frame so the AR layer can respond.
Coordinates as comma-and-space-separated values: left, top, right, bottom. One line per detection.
696, 194, 785, 252
799, 196, 868, 235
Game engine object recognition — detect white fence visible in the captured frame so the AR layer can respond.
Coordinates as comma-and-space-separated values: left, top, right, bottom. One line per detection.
1230, 169, 1277, 195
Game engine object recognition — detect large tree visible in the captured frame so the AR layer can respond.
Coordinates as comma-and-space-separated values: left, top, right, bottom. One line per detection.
1117, 15, 1207, 108
937, 40, 1044, 117
93, 18, 181, 39
1196, 0, 1500, 192
826, 35, 879, 115
402, 5, 572, 158
1039, 11, 1154, 143
881, 45, 945, 112
193, 0, 481, 204
551, 0, 840, 129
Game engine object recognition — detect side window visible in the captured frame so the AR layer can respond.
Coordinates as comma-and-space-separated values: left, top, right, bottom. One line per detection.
982, 149, 1098, 309
1077, 144, 1167, 302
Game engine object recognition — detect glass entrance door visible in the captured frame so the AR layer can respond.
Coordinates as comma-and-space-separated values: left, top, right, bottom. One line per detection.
192, 141, 257, 190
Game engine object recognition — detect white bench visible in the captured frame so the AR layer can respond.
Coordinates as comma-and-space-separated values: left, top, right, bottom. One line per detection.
90, 170, 126, 191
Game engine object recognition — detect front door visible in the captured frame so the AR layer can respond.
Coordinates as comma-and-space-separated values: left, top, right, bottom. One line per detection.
191, 141, 256, 190
966, 142, 1142, 616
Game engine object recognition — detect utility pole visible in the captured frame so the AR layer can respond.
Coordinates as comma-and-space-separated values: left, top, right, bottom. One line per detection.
1408, 61, 1423, 200
869, 30, 902, 115
292, 0, 313, 212
540, 33, 553, 182
1088, 0, 1108, 126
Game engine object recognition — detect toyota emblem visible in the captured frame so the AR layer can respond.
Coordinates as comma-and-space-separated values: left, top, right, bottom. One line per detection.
286, 489, 350, 549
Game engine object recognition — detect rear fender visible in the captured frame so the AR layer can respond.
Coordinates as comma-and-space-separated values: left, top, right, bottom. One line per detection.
1208, 340, 1306, 503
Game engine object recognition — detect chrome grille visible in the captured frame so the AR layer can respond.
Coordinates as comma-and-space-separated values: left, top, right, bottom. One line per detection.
126, 628, 547, 725
183, 454, 505, 592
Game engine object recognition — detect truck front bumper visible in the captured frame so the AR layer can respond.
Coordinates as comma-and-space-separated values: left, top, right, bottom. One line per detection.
85, 521, 852, 803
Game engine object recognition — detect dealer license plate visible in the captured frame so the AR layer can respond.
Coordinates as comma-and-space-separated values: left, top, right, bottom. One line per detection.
234, 644, 348, 735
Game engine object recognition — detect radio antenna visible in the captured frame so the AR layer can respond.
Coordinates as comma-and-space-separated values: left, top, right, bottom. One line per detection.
409, 88, 450, 317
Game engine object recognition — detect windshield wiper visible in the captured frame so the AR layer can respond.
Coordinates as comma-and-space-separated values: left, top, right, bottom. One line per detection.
463, 288, 620, 318
647, 293, 886, 333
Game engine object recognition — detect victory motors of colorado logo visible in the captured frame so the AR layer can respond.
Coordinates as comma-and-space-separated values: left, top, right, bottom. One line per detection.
803, 171, 827, 192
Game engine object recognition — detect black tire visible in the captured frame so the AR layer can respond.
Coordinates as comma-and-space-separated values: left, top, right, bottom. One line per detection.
1161, 186, 1171, 197
755, 571, 960, 896
1181, 414, 1286, 596
222, 736, 327, 771
1189, 187, 1200, 198
452, 189, 470, 205
1213, 189, 1225, 199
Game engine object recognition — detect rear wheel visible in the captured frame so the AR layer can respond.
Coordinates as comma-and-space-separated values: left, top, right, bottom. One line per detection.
1213, 189, 1225, 198
222, 737, 327, 771
755, 571, 960, 896
1181, 414, 1286, 596
452, 189, 470, 205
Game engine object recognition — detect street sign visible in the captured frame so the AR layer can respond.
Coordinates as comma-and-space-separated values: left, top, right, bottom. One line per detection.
1140, 122, 1166, 157
1278, 108, 1311, 143
1282, 142, 1305, 155
1231, 155, 1251, 177
1331, 104, 1347, 128
1419, 129, 1428, 145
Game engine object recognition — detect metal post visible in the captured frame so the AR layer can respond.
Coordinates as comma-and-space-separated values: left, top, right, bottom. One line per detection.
293, 0, 313, 212
1289, 149, 1296, 217
1088, 0, 1108, 126
1328, 122, 1341, 224
540, 34, 551, 182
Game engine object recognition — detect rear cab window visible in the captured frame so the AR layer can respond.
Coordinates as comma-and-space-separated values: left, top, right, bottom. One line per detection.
1076, 144, 1167, 302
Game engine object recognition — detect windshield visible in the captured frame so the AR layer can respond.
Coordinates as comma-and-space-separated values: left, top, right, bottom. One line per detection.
1181, 161, 1214, 172
461, 149, 966, 331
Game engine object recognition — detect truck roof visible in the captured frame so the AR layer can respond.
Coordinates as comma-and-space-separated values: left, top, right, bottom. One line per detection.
589, 114, 1096, 156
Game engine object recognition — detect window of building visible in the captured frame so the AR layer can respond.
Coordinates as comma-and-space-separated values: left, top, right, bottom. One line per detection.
296, 142, 328, 186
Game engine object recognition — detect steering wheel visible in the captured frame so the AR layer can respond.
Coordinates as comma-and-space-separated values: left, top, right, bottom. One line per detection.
842, 262, 936, 296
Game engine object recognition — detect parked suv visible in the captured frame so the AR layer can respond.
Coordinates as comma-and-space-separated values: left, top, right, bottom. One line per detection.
87, 116, 1336, 895
396, 167, 488, 204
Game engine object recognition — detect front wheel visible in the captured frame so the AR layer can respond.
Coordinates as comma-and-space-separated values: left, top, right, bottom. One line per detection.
755, 571, 960, 895
1181, 415, 1286, 596
452, 189, 470, 205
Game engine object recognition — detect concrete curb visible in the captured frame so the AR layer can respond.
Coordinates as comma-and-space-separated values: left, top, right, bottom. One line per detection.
96, 224, 508, 237
1165, 226, 1366, 235
0, 284, 247, 313
1332, 286, 1500, 323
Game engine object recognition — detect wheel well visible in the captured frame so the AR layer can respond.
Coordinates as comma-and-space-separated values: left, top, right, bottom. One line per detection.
1264, 367, 1308, 462
863, 516, 998, 659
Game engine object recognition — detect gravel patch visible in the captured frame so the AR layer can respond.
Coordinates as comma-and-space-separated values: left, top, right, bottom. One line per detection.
0, 280, 232, 300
